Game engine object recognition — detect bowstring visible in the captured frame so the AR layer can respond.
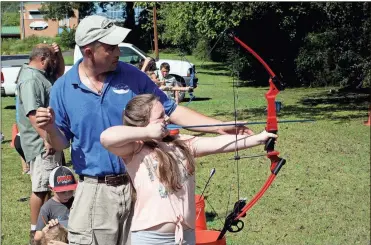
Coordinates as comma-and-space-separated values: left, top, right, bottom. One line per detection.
199, 29, 228, 69
232, 64, 241, 202
223, 61, 241, 222
194, 28, 248, 223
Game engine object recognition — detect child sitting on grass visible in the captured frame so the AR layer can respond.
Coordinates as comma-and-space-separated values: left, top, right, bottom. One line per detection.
34, 166, 77, 243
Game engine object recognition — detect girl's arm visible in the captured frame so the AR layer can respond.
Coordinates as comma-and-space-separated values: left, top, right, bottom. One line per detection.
141, 57, 151, 72
149, 73, 163, 86
191, 130, 277, 157
100, 123, 167, 158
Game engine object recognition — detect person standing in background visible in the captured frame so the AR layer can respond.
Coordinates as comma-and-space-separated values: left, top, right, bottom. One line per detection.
16, 42, 65, 245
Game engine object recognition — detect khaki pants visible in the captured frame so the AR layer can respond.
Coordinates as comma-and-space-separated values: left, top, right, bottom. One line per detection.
68, 176, 134, 245
29, 151, 62, 192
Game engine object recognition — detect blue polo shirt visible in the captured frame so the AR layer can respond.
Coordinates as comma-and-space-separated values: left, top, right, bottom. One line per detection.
50, 59, 177, 176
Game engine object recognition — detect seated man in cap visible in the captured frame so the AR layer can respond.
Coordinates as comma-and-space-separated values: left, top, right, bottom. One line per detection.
35, 15, 253, 245
34, 166, 77, 244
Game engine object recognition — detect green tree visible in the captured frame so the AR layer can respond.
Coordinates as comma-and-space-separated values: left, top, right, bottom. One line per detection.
1, 2, 19, 13
296, 2, 371, 87
40, 2, 96, 20
1, 2, 20, 26
156, 2, 370, 88
59, 27, 76, 49
1, 12, 20, 26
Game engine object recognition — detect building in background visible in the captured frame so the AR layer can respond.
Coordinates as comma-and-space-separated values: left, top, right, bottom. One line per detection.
20, 2, 78, 39
1, 26, 21, 39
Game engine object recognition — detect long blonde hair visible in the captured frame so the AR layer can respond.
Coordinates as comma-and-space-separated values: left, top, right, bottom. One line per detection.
123, 94, 195, 192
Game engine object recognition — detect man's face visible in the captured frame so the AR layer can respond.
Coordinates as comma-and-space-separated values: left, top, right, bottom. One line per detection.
92, 42, 120, 72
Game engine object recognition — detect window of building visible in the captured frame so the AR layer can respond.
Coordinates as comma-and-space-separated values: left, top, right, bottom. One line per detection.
28, 10, 43, 19
29, 21, 48, 31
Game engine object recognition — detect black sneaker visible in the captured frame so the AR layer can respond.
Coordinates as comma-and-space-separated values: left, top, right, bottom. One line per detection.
29, 230, 36, 245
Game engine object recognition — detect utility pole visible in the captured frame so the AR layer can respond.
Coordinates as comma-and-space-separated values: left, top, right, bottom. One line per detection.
153, 3, 159, 60
20, 1, 25, 39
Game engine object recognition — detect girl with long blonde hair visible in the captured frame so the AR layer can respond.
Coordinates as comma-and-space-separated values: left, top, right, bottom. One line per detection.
100, 94, 277, 245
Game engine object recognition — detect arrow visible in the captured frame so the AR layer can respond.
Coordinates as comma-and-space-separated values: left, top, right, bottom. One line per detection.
199, 168, 216, 201
166, 119, 315, 130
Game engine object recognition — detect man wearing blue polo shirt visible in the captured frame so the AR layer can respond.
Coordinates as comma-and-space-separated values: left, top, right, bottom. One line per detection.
35, 15, 253, 245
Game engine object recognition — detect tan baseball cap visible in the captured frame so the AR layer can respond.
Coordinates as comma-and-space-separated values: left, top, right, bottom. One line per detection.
75, 15, 131, 46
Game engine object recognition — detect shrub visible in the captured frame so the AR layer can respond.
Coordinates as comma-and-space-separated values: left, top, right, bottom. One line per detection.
193, 38, 210, 61
1, 35, 68, 55
59, 27, 76, 49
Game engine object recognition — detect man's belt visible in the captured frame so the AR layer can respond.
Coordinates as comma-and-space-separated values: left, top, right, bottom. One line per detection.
79, 174, 130, 187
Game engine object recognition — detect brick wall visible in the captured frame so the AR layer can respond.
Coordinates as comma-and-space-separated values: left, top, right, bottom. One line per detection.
20, 3, 79, 39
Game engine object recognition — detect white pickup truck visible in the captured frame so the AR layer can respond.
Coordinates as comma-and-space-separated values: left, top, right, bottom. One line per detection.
1, 43, 198, 101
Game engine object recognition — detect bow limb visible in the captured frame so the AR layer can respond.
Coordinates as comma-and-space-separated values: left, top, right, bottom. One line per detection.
227, 33, 275, 78
217, 31, 287, 240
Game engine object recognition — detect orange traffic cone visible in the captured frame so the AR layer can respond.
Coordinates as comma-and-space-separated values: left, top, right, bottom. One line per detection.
10, 123, 18, 148
195, 194, 207, 231
364, 106, 371, 126
196, 230, 226, 245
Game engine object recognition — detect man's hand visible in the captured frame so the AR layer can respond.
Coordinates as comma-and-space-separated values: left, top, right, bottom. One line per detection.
216, 121, 254, 136
36, 107, 55, 132
51, 42, 61, 54
37, 107, 57, 157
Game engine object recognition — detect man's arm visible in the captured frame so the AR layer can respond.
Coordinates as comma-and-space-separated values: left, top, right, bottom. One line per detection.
28, 111, 48, 139
30, 109, 69, 153
169, 106, 222, 133
169, 105, 254, 135
35, 107, 70, 151
52, 43, 65, 79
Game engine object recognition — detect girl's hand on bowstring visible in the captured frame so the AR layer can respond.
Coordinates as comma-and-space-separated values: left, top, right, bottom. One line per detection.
146, 122, 169, 140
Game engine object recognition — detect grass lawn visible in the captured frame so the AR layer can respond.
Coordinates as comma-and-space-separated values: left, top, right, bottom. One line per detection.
1, 54, 370, 245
